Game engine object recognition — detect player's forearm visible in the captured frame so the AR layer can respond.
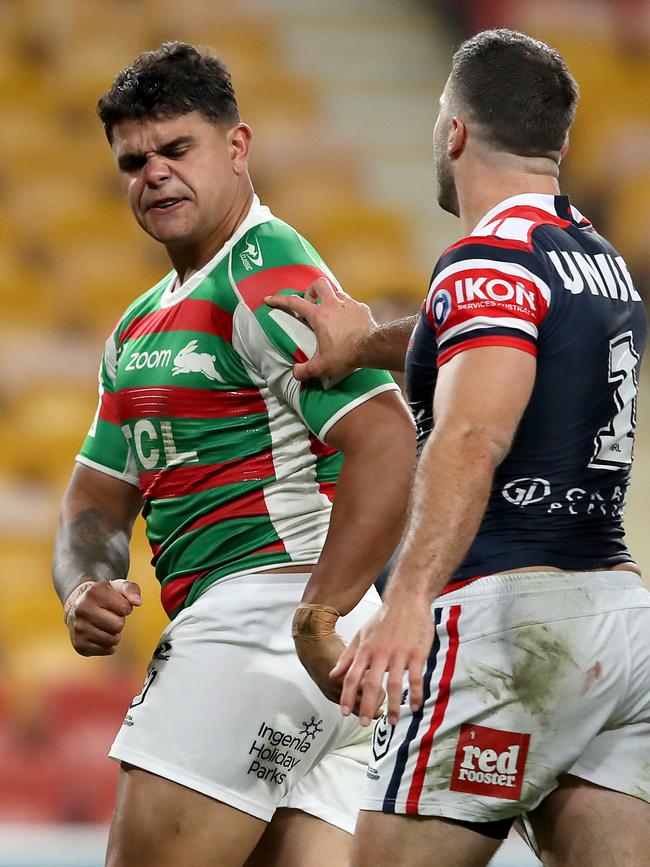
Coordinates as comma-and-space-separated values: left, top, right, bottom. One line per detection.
356, 316, 417, 372
384, 423, 501, 607
52, 505, 131, 604
301, 426, 415, 615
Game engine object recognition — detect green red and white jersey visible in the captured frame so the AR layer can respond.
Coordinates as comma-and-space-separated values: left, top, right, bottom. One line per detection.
78, 196, 398, 618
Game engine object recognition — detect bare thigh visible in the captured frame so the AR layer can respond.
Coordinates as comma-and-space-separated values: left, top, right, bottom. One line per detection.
351, 810, 500, 867
244, 808, 352, 867
105, 764, 267, 867
528, 774, 650, 867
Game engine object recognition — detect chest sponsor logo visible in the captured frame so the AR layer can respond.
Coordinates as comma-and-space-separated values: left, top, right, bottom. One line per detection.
122, 419, 199, 470
240, 236, 263, 270
172, 340, 224, 382
450, 724, 530, 801
372, 715, 395, 761
502, 477, 551, 506
125, 348, 172, 371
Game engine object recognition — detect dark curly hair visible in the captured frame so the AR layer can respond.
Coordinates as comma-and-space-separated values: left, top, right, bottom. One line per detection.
449, 29, 579, 157
97, 42, 240, 143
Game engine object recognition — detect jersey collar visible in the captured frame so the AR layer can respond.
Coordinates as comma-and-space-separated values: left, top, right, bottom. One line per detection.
160, 194, 275, 308
471, 193, 588, 236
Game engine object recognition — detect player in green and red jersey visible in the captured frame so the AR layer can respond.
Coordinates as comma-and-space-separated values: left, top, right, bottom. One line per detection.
51, 43, 415, 867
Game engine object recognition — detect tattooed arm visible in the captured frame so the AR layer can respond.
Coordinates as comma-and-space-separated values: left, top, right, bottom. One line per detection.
53, 464, 143, 656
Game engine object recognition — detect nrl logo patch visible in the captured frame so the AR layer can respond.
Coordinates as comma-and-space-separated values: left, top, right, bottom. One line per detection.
372, 714, 394, 761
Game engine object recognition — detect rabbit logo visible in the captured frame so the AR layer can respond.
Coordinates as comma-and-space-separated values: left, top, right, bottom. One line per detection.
172, 340, 224, 382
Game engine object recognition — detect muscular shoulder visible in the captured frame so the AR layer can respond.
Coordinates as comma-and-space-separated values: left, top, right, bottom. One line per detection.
230, 218, 334, 313
229, 218, 339, 363
424, 234, 553, 366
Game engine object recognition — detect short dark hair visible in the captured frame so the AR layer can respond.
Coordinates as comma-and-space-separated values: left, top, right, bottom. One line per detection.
97, 42, 240, 143
449, 29, 579, 157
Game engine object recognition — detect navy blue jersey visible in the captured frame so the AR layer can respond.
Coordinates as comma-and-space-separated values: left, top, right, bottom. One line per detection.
406, 193, 647, 584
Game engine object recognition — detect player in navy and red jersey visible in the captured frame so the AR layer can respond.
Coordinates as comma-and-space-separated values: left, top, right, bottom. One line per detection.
269, 28, 650, 867
409, 191, 646, 587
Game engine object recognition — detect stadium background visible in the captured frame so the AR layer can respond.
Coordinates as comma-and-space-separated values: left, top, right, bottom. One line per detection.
1, 0, 648, 864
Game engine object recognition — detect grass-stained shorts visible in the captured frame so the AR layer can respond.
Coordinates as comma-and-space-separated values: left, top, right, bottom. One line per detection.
364, 570, 650, 823
110, 572, 380, 833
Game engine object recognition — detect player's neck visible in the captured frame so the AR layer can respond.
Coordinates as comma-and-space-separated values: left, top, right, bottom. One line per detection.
456, 157, 561, 237
167, 184, 255, 284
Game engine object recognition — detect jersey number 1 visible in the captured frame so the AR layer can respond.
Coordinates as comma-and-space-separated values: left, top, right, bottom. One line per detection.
589, 331, 640, 471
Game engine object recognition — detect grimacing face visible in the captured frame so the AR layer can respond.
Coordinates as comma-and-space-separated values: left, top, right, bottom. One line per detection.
111, 111, 247, 248
432, 85, 459, 217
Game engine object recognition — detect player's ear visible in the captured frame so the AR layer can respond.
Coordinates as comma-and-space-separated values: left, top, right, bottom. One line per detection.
229, 123, 252, 174
448, 116, 467, 159
559, 134, 570, 163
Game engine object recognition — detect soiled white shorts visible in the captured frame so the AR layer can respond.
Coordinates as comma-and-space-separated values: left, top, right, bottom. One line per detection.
110, 572, 380, 833
364, 570, 650, 823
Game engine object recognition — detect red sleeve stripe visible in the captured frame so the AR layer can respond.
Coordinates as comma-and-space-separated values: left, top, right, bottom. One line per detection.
435, 314, 538, 347
114, 385, 267, 420
120, 299, 233, 344
437, 335, 537, 367
139, 450, 275, 499
235, 264, 325, 311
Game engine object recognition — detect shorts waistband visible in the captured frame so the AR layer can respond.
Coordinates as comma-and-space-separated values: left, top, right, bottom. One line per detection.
436, 570, 644, 604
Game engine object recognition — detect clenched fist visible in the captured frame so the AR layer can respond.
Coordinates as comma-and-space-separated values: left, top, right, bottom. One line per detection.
64, 578, 142, 656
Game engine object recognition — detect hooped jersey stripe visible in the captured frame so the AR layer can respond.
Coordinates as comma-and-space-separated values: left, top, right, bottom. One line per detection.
98, 389, 120, 424
138, 450, 275, 499
115, 386, 267, 420
161, 568, 212, 616
119, 298, 233, 344
405, 605, 461, 813
182, 488, 269, 533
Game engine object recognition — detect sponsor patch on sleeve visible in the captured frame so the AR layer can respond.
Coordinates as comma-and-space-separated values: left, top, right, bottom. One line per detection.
424, 257, 551, 366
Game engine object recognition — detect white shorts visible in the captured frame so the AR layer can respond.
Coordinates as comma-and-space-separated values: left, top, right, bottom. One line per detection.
364, 570, 650, 824
110, 573, 381, 833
